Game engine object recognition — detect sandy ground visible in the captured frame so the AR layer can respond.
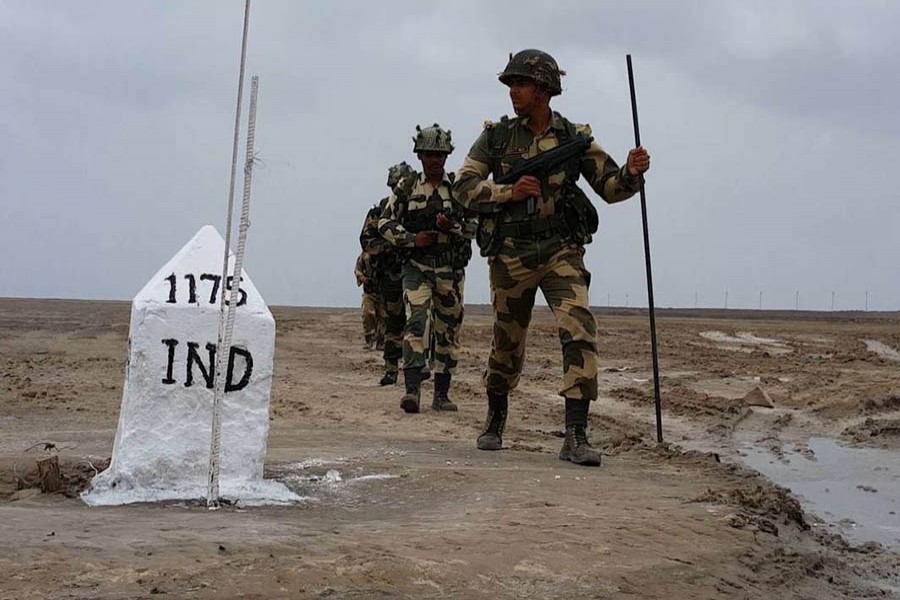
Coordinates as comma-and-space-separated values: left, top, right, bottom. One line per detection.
1, 297, 899, 599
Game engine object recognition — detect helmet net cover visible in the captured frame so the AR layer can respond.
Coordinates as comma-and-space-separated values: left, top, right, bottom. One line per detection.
412, 123, 454, 154
498, 49, 566, 96
387, 161, 416, 188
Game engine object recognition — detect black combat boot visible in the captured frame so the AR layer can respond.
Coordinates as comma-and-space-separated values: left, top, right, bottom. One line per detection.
400, 367, 422, 414
379, 370, 398, 386
431, 373, 457, 412
558, 398, 601, 466
476, 392, 508, 450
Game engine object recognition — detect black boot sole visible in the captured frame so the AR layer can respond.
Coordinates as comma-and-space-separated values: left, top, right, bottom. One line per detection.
476, 436, 503, 451
558, 452, 601, 467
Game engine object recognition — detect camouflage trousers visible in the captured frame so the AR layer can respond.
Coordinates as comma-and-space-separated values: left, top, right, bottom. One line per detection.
402, 260, 465, 374
485, 236, 597, 401
373, 295, 386, 343
380, 270, 405, 373
361, 291, 379, 339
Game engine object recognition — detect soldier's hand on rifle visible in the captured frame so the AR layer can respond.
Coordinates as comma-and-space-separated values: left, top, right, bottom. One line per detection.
626, 146, 650, 176
436, 212, 456, 232
414, 231, 438, 248
510, 175, 542, 202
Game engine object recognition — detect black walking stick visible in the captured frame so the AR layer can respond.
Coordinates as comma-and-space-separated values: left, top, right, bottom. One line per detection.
626, 55, 663, 444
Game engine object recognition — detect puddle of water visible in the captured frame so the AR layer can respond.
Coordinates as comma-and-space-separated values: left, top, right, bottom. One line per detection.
865, 339, 900, 362
350, 474, 400, 483
699, 331, 793, 355
735, 332, 785, 346
285, 457, 349, 469
280, 466, 400, 501
700, 330, 747, 344
740, 437, 900, 548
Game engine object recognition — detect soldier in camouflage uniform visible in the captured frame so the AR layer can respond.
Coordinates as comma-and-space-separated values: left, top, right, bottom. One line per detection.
373, 296, 386, 350
379, 124, 476, 414
354, 251, 381, 349
360, 162, 416, 385
453, 50, 650, 466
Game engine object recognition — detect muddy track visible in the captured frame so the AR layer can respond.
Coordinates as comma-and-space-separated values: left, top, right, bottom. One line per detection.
1, 299, 899, 598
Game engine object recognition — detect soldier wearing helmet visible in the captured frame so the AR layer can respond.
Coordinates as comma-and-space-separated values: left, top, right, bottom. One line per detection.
378, 124, 477, 414
498, 48, 566, 96
353, 250, 382, 350
360, 161, 416, 385
387, 161, 415, 190
453, 49, 651, 466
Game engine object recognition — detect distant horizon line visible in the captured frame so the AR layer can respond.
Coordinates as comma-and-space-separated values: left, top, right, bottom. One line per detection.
1, 296, 898, 316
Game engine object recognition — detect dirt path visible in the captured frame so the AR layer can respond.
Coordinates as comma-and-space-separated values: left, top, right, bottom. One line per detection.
1, 299, 898, 598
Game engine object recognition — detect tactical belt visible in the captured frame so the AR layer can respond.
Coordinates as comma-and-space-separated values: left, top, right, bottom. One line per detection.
410, 248, 456, 267
497, 215, 566, 240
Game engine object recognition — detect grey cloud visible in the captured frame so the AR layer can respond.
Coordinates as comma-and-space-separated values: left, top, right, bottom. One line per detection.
0, 0, 897, 311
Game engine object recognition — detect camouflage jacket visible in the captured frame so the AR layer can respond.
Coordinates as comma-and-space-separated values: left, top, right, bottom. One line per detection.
354, 251, 377, 294
378, 171, 476, 269
453, 111, 642, 219
359, 198, 402, 278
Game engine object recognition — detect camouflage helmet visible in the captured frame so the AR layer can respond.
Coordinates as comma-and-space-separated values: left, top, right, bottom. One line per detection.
498, 49, 566, 96
412, 123, 454, 154
386, 161, 415, 189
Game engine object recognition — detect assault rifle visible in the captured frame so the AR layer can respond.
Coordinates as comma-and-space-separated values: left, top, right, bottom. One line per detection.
494, 132, 593, 214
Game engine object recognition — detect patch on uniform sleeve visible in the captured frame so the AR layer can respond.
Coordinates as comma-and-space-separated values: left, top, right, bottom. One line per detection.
483, 119, 494, 130
577, 123, 593, 136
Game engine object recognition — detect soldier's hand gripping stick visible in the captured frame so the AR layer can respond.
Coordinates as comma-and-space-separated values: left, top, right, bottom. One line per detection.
495, 133, 593, 215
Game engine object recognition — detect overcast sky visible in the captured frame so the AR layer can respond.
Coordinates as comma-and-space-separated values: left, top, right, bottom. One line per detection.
2, 0, 898, 310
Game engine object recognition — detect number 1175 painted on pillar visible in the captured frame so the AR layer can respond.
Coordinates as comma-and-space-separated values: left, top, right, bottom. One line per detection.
164, 272, 247, 306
